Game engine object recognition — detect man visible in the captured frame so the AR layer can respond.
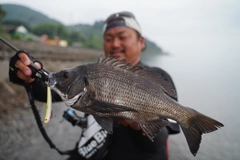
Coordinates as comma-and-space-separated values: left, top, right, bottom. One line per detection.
9, 11, 180, 160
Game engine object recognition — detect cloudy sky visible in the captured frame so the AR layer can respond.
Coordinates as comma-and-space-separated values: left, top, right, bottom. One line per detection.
1, 0, 240, 55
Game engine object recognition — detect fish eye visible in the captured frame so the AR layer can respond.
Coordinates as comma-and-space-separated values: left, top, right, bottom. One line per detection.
61, 71, 69, 79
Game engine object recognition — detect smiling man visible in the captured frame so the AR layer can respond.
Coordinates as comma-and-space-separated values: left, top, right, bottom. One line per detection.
9, 11, 180, 160
103, 13, 145, 66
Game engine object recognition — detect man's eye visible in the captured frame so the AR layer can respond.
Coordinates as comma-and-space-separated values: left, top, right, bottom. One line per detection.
105, 38, 112, 42
119, 36, 127, 40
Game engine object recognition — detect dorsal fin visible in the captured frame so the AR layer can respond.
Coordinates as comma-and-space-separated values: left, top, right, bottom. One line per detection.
98, 56, 143, 72
133, 66, 177, 100
98, 56, 177, 99
98, 55, 104, 63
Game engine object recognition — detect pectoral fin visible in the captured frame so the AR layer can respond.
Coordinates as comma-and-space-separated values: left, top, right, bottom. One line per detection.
139, 119, 169, 141
88, 98, 137, 113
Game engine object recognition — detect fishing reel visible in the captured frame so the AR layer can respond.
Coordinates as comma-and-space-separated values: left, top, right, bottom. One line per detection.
63, 109, 88, 128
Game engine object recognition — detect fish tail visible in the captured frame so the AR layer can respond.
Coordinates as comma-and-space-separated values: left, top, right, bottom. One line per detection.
180, 108, 224, 156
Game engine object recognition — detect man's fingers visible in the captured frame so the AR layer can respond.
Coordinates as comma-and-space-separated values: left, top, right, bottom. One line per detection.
119, 118, 140, 130
14, 52, 40, 84
18, 52, 31, 66
128, 121, 140, 130
15, 60, 32, 76
33, 61, 42, 69
16, 70, 34, 83
119, 119, 128, 126
18, 52, 42, 68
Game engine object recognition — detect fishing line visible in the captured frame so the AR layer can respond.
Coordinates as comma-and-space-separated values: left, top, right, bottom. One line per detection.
24, 84, 74, 155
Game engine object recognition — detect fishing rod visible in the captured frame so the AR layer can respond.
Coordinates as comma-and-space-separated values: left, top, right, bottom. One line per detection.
0, 37, 75, 155
0, 37, 19, 51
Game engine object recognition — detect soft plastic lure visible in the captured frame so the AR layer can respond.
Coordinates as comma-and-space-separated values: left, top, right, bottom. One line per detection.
44, 86, 52, 123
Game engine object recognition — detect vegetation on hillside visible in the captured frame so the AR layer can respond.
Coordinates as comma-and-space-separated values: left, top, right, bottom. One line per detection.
1, 4, 60, 26
1, 4, 163, 54
0, 5, 6, 22
0, 5, 10, 39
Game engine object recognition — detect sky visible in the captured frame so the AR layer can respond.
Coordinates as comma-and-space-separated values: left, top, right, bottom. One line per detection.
1, 0, 240, 55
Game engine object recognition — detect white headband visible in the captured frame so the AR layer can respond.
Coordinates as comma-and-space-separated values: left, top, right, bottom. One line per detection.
103, 17, 142, 35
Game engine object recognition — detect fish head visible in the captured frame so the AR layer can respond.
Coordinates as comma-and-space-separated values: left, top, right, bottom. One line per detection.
48, 65, 87, 107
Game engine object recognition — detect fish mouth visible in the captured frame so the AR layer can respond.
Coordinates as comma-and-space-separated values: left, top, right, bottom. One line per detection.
52, 86, 87, 107
47, 73, 87, 107
48, 77, 83, 106
64, 91, 84, 107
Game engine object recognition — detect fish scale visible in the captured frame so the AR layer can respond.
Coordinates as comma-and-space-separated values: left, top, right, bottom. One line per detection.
87, 63, 167, 113
48, 57, 223, 156
90, 77, 158, 113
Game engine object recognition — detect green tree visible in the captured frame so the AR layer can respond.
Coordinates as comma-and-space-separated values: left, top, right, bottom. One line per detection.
85, 35, 103, 49
32, 23, 69, 39
0, 5, 6, 24
0, 5, 10, 39
68, 30, 86, 44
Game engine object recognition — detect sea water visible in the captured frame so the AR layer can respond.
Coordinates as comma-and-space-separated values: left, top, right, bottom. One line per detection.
142, 39, 240, 160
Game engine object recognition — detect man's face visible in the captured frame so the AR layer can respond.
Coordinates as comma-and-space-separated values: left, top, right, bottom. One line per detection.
103, 26, 145, 66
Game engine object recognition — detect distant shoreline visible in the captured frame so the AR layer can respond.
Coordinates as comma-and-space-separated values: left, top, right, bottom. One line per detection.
0, 40, 102, 61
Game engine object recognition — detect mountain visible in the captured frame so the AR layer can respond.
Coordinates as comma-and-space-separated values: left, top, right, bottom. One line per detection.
1, 4, 61, 26
1, 4, 163, 54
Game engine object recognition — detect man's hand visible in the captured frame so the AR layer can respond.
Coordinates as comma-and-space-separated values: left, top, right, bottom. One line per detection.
15, 52, 42, 83
118, 118, 140, 130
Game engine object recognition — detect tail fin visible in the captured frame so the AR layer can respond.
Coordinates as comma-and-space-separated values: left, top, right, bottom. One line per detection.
180, 108, 224, 156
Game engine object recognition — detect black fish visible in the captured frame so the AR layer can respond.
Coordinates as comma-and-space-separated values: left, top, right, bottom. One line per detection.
48, 57, 224, 156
